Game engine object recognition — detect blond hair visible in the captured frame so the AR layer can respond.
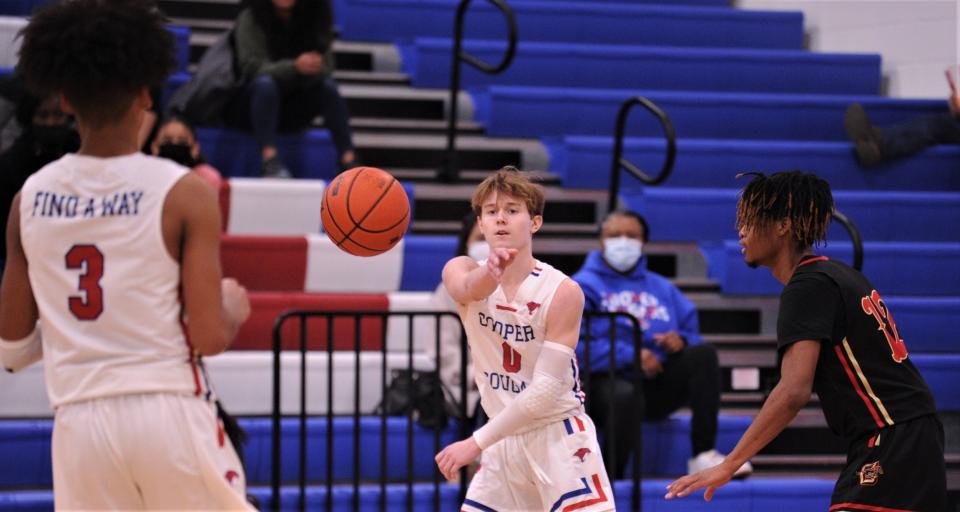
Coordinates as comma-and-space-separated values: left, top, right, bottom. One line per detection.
471, 166, 545, 217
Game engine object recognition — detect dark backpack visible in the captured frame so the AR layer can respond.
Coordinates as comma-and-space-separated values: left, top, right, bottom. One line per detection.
166, 30, 243, 125
376, 369, 458, 431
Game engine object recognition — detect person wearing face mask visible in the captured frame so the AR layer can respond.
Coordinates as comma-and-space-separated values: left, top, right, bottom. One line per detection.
572, 210, 753, 480
427, 212, 484, 423
0, 93, 79, 271
150, 116, 222, 191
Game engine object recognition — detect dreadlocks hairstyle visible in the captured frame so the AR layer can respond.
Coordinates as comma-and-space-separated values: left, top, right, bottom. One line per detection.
736, 171, 834, 250
16, 0, 177, 129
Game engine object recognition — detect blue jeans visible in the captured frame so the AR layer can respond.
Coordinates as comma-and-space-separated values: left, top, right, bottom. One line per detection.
226, 74, 354, 160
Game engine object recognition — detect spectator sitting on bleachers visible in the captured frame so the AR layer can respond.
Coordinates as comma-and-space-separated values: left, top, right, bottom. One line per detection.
223, 0, 356, 178
845, 69, 960, 167
572, 210, 752, 479
0, 91, 78, 268
428, 211, 484, 422
150, 115, 222, 190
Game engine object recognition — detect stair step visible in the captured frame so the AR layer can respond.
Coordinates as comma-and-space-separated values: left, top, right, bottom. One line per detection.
349, 117, 483, 134
333, 70, 410, 86
342, 84, 467, 121
161, 0, 240, 22
355, 132, 548, 177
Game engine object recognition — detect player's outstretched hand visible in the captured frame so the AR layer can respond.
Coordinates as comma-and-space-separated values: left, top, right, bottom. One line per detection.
664, 462, 735, 501
435, 437, 482, 481
485, 248, 519, 282
222, 278, 251, 325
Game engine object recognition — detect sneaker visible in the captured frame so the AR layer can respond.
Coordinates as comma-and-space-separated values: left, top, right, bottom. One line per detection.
687, 449, 753, 479
843, 103, 884, 168
261, 156, 292, 179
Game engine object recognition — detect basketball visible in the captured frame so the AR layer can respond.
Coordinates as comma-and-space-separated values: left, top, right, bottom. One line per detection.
321, 166, 410, 257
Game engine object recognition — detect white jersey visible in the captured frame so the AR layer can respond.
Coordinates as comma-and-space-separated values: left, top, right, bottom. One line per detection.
461, 260, 585, 425
19, 153, 201, 408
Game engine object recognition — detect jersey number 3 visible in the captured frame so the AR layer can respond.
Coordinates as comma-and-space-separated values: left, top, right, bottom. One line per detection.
861, 290, 907, 363
65, 244, 104, 321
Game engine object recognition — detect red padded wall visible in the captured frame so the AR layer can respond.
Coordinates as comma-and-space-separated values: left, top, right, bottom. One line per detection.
232, 292, 389, 351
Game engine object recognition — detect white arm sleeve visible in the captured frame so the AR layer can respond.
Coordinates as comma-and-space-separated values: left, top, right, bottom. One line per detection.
472, 341, 574, 450
1, 324, 43, 373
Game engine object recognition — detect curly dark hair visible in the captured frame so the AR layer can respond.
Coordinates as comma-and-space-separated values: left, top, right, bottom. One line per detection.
246, 0, 333, 57
16, 0, 177, 128
736, 171, 834, 250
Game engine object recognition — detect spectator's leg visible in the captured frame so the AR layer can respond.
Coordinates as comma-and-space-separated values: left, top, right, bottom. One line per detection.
282, 77, 356, 168
248, 75, 281, 158
586, 373, 640, 479
879, 112, 960, 160
650, 344, 721, 457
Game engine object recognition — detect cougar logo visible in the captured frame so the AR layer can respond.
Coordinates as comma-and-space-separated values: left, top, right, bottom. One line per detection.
574, 448, 591, 462
527, 301, 541, 315
225, 470, 240, 484
858, 461, 883, 486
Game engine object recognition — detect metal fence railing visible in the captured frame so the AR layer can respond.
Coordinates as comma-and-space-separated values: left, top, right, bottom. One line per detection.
269, 309, 644, 511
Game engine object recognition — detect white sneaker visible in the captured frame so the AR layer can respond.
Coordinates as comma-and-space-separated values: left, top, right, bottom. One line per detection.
687, 449, 753, 478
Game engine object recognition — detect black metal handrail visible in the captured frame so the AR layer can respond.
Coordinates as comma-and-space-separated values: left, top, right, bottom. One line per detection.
607, 96, 677, 212
832, 207, 864, 271
439, 0, 518, 182
270, 310, 471, 511
268, 309, 644, 511
581, 311, 645, 512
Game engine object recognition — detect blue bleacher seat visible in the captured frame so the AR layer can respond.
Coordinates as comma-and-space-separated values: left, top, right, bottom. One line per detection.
548, 136, 960, 191
195, 127, 339, 180
912, 355, 960, 410
338, 0, 802, 49
706, 240, 960, 296
402, 39, 880, 95
883, 297, 960, 352
399, 235, 455, 291
0, 478, 839, 511
623, 188, 960, 243
472, 86, 945, 140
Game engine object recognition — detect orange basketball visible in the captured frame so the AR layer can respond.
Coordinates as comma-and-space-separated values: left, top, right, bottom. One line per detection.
321, 167, 410, 257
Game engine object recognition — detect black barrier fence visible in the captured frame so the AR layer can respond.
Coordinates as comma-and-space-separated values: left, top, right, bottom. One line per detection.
270, 310, 644, 511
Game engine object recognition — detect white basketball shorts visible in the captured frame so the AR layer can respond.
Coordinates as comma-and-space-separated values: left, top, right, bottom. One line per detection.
52, 392, 253, 510
463, 413, 615, 512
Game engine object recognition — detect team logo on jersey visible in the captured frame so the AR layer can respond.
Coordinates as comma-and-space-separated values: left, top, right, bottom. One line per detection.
858, 461, 883, 486
526, 301, 540, 314
574, 448, 591, 462
225, 470, 240, 484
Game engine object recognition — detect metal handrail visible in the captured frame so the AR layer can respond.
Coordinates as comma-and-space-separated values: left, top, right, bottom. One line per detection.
439, 0, 518, 182
607, 96, 677, 212
269, 308, 644, 511
832, 208, 864, 271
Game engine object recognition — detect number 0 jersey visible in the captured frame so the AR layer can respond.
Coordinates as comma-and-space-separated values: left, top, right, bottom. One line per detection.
459, 260, 585, 428
19, 153, 198, 408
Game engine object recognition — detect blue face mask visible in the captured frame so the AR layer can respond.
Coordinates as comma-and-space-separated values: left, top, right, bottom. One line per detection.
602, 236, 643, 272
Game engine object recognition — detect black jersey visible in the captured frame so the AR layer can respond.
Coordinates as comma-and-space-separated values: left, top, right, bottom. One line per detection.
777, 255, 937, 440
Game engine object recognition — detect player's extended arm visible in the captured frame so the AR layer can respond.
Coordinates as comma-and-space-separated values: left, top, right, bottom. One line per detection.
665, 339, 820, 501
435, 280, 584, 480
442, 254, 500, 305
0, 194, 43, 372
168, 174, 249, 356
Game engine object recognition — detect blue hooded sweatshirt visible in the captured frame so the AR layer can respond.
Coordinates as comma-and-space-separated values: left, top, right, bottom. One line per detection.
572, 250, 702, 374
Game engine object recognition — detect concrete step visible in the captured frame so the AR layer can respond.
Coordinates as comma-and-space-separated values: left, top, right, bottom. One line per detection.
355, 132, 545, 177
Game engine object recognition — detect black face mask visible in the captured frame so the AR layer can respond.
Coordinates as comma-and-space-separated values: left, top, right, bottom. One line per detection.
32, 125, 80, 163
157, 143, 196, 168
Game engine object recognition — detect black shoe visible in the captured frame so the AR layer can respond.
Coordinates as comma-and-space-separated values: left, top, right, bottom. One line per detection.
844, 103, 884, 168
261, 156, 292, 179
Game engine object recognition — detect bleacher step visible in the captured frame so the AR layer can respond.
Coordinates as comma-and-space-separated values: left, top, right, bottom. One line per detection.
355, 132, 546, 177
